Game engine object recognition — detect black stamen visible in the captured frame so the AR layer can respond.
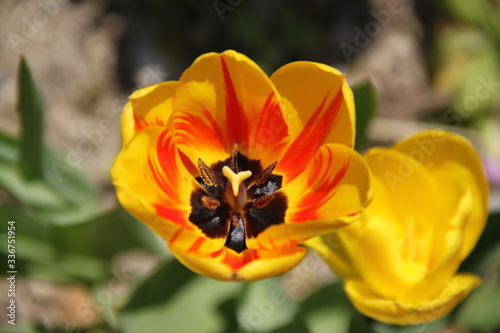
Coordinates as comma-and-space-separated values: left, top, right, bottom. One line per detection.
189, 151, 286, 250
254, 161, 278, 186
230, 143, 239, 172
224, 215, 247, 253
189, 188, 230, 239
253, 193, 275, 209
201, 195, 220, 210
245, 192, 287, 239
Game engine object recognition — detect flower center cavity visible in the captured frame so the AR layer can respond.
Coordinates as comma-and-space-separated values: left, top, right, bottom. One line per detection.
188, 144, 287, 253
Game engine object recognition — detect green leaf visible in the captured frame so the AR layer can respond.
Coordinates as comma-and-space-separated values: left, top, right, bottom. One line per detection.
0, 131, 17, 163
454, 213, 500, 332
122, 259, 196, 311
218, 296, 241, 333
0, 204, 47, 238
120, 259, 242, 333
454, 281, 500, 332
0, 230, 107, 283
0, 57, 100, 225
460, 212, 500, 273
24, 252, 107, 283
0, 205, 161, 285
372, 318, 447, 333
50, 208, 165, 261
16, 56, 44, 180
0, 204, 118, 283
0, 321, 38, 333
441, 0, 500, 52
27, 145, 101, 225
301, 281, 353, 333
0, 130, 100, 226
268, 316, 309, 333
349, 311, 376, 333
237, 278, 299, 333
353, 82, 377, 151
0, 165, 69, 208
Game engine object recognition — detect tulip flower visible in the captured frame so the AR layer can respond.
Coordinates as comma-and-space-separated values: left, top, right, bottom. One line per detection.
307, 130, 489, 324
111, 50, 371, 281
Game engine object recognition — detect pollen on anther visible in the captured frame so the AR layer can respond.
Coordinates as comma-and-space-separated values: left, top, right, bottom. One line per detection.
201, 195, 220, 210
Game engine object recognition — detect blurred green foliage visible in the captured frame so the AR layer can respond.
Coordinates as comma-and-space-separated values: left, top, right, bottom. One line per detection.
428, 0, 500, 128
353, 82, 376, 151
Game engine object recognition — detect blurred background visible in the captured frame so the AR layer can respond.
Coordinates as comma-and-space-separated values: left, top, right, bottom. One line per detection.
0, 0, 499, 332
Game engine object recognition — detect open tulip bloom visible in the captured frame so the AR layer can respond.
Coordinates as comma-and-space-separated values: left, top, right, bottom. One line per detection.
307, 130, 489, 325
111, 50, 371, 281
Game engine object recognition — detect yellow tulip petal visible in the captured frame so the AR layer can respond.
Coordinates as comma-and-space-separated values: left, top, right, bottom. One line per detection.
400, 229, 463, 303
121, 81, 179, 145
270, 61, 355, 146
273, 71, 355, 182
304, 235, 359, 281
237, 246, 307, 281
169, 244, 307, 282
393, 129, 489, 258
366, 137, 478, 284
111, 127, 223, 253
345, 273, 481, 325
364, 147, 444, 227
286, 144, 371, 223
172, 80, 229, 166
247, 144, 371, 251
401, 188, 475, 302
175, 50, 290, 167
330, 147, 465, 299
308, 129, 487, 324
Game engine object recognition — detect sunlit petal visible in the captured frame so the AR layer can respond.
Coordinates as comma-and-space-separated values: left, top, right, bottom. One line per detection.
248, 144, 370, 251
272, 62, 355, 182
170, 244, 307, 281
121, 81, 179, 145
307, 129, 488, 323
345, 274, 481, 325
111, 127, 225, 253
393, 130, 489, 259
175, 50, 290, 167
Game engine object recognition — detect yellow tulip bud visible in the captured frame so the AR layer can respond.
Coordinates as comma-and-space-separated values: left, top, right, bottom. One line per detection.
307, 129, 489, 325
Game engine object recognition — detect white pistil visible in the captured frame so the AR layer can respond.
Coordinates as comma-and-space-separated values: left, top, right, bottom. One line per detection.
222, 166, 252, 196
222, 166, 252, 212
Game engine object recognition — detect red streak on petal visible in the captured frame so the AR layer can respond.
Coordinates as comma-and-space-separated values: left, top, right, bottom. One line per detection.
278, 88, 344, 181
148, 158, 173, 201
178, 148, 198, 175
133, 115, 166, 133
252, 92, 289, 156
292, 150, 350, 222
169, 228, 183, 245
346, 211, 361, 217
134, 115, 148, 132
148, 131, 176, 199
221, 248, 260, 271
154, 117, 166, 127
220, 56, 249, 147
201, 106, 226, 141
189, 237, 206, 252
148, 131, 193, 230
174, 106, 226, 153
153, 203, 192, 230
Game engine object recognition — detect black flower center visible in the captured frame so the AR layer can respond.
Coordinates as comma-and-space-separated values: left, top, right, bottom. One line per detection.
188, 144, 287, 253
